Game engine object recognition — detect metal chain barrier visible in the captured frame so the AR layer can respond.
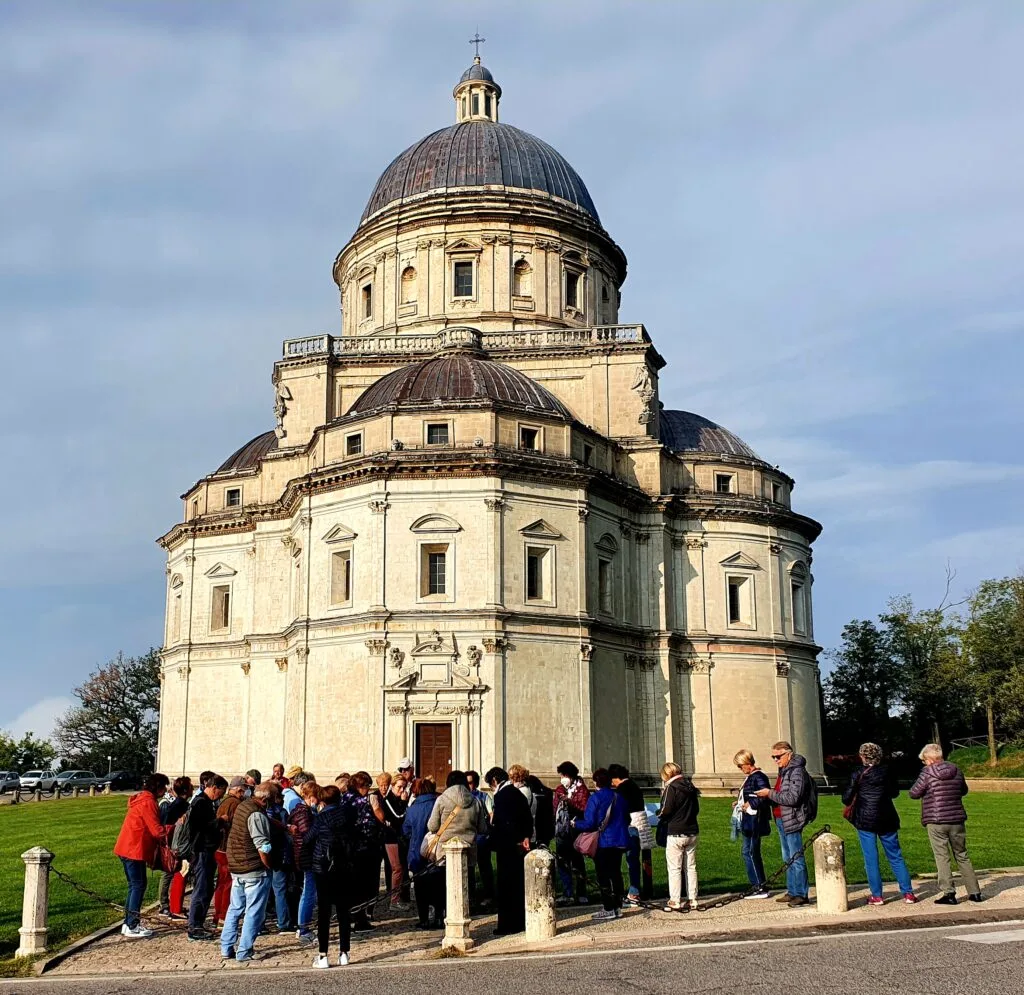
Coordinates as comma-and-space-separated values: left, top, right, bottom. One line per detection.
49, 862, 167, 928
634, 823, 832, 915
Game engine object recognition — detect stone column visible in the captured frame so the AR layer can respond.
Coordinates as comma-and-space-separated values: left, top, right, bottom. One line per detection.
687, 657, 716, 775
813, 833, 848, 914
484, 497, 506, 608
525, 848, 557, 941
16, 847, 54, 957
368, 498, 390, 610
441, 838, 474, 951
365, 639, 389, 773
685, 538, 708, 632
483, 636, 508, 765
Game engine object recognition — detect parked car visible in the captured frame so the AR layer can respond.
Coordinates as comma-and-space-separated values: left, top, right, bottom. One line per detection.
97, 771, 139, 791
0, 771, 21, 795
20, 770, 59, 793
54, 770, 100, 794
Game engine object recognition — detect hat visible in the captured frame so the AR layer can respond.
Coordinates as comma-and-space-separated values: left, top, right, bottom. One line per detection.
397, 757, 413, 770
228, 776, 247, 789
285, 765, 303, 779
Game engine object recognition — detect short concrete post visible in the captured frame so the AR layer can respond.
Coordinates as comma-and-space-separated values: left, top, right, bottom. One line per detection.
813, 832, 848, 914
73, 787, 80, 799
54, 787, 61, 802
16, 847, 55, 957
441, 838, 474, 951
11, 788, 19, 805
34, 788, 42, 803
525, 847, 557, 941
104, 784, 112, 795
88, 785, 96, 798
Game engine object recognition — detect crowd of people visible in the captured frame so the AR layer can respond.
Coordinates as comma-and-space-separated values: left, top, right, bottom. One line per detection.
111, 741, 983, 966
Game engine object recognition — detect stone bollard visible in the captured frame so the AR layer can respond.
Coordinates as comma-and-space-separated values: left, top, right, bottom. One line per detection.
34, 788, 42, 803
16, 847, 55, 957
525, 847, 557, 941
12, 788, 20, 805
73, 787, 80, 799
441, 838, 474, 951
104, 784, 112, 795
88, 785, 96, 798
813, 832, 848, 914
54, 787, 61, 802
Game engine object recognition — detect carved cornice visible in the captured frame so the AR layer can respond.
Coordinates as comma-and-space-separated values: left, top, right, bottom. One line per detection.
624, 652, 638, 670
685, 538, 708, 550
638, 656, 658, 671
368, 499, 390, 515
484, 497, 506, 513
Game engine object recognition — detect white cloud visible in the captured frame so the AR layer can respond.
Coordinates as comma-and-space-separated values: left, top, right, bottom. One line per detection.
2, 697, 72, 742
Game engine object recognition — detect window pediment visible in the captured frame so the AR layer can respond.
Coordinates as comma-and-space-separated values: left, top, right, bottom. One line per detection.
519, 519, 564, 541
322, 523, 358, 544
720, 551, 760, 570
445, 239, 482, 255
596, 532, 620, 553
410, 514, 462, 534
204, 562, 237, 579
169, 573, 183, 589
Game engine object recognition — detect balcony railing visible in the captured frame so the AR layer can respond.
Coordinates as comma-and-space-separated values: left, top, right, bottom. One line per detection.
281, 324, 649, 359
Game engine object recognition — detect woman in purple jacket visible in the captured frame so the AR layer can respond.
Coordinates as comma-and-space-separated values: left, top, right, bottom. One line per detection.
572, 768, 630, 920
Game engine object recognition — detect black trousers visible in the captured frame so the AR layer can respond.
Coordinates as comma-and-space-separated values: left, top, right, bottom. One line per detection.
495, 845, 527, 934
187, 849, 215, 931
414, 865, 445, 924
594, 847, 626, 911
476, 838, 494, 899
314, 870, 351, 955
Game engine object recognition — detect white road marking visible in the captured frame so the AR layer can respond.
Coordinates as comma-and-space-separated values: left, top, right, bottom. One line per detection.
954, 927, 1024, 944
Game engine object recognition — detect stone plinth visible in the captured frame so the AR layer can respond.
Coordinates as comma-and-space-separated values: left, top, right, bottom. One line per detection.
525, 847, 557, 941
813, 832, 848, 914
16, 847, 54, 957
441, 838, 474, 951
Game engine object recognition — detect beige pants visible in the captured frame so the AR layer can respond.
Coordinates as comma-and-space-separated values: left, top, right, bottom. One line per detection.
926, 823, 980, 896
666, 833, 699, 905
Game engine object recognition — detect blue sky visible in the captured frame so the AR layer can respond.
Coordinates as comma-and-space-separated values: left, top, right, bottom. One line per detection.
2, 2, 1022, 741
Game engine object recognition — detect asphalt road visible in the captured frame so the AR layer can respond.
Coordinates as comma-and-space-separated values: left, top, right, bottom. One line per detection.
4, 921, 1023, 995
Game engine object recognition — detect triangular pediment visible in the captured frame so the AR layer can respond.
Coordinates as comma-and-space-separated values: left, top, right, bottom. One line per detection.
519, 519, 564, 541
321, 523, 358, 544
719, 551, 760, 570
204, 562, 237, 579
445, 238, 481, 254
410, 514, 461, 534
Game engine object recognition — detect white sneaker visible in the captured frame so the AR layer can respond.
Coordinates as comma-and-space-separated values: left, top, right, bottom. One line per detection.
590, 909, 617, 921
313, 953, 330, 969
338, 952, 350, 967
121, 924, 154, 938
743, 890, 771, 900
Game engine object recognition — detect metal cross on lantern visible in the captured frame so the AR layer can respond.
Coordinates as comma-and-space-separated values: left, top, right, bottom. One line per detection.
469, 33, 486, 58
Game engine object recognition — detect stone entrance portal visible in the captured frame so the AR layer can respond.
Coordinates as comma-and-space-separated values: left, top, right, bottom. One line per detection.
416, 722, 453, 786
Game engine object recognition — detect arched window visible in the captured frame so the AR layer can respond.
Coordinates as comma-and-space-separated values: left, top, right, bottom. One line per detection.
513, 258, 532, 297
401, 265, 417, 304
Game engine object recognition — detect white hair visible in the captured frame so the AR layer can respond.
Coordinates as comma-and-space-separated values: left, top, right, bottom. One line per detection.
919, 743, 944, 761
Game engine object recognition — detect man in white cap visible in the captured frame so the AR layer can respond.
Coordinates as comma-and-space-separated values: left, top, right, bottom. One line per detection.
397, 758, 415, 788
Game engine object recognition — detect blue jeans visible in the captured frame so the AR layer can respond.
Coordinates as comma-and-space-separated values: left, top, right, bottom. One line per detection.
742, 832, 766, 888
775, 818, 808, 898
120, 857, 147, 928
625, 829, 641, 898
220, 871, 271, 960
857, 830, 913, 897
271, 868, 292, 930
297, 869, 316, 933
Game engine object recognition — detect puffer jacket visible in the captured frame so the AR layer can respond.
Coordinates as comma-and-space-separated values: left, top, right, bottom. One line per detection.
426, 784, 489, 853
574, 787, 631, 849
404, 792, 440, 874
739, 769, 772, 837
908, 761, 969, 825
289, 801, 315, 869
660, 775, 700, 837
767, 754, 817, 834
302, 802, 353, 874
842, 764, 900, 835
113, 791, 166, 863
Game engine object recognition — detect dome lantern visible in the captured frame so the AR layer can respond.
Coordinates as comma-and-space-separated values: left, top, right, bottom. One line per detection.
454, 56, 501, 123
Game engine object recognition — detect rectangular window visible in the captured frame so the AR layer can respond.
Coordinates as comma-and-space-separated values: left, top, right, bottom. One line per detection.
526, 547, 547, 601
428, 551, 446, 594
345, 433, 363, 456
727, 576, 753, 627
453, 261, 474, 298
727, 579, 742, 624
171, 593, 182, 642
211, 585, 231, 632
519, 426, 539, 451
792, 581, 807, 634
225, 488, 241, 508
582, 444, 594, 466
484, 93, 492, 117
771, 482, 783, 504
331, 549, 352, 606
471, 93, 479, 115
715, 473, 734, 494
598, 558, 613, 614
191, 500, 199, 519
361, 283, 373, 319
426, 422, 450, 446
565, 270, 579, 308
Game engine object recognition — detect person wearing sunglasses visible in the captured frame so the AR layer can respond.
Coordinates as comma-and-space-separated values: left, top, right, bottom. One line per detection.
755, 742, 817, 907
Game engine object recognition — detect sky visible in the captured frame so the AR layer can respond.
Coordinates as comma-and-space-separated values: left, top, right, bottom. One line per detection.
1, 1, 1022, 742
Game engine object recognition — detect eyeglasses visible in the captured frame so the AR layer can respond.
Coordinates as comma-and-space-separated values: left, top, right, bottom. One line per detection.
770, 752, 790, 760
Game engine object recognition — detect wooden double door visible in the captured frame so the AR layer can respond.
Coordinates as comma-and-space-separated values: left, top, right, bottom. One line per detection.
415, 723, 453, 787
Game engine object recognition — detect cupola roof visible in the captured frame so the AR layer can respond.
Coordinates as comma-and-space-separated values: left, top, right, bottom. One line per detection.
659, 410, 762, 461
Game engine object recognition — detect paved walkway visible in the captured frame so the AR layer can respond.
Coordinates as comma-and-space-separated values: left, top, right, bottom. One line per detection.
46, 870, 1024, 975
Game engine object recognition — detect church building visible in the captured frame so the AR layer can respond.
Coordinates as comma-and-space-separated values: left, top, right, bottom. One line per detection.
156, 57, 824, 788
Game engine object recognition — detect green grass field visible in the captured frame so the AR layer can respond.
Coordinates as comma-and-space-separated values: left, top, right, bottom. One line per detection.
949, 745, 1024, 778
2, 792, 1022, 972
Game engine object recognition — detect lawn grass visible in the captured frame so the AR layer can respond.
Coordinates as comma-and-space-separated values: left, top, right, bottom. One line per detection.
949, 744, 1024, 778
2, 792, 1022, 973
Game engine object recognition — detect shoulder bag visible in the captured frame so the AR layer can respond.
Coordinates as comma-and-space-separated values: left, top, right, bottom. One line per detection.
573, 795, 614, 858
421, 804, 462, 862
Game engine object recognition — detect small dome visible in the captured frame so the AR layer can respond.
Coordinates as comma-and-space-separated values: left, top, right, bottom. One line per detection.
660, 410, 762, 461
360, 121, 599, 224
348, 351, 571, 419
460, 61, 495, 84
216, 430, 278, 473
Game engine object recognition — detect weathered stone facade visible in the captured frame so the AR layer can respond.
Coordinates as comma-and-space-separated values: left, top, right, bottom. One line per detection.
157, 58, 823, 788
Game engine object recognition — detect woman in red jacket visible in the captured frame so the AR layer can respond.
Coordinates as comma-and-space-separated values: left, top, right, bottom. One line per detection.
113, 773, 170, 938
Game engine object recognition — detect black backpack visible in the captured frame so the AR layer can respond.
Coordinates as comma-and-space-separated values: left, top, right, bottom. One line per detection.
171, 804, 196, 861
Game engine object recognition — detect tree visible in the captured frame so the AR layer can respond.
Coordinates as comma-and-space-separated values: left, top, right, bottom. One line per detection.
823, 619, 906, 753
0, 731, 57, 771
53, 649, 160, 774
961, 576, 1024, 766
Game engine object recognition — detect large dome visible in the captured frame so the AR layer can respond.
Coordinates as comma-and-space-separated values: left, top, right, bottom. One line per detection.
659, 410, 762, 461
348, 349, 572, 419
360, 121, 600, 224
